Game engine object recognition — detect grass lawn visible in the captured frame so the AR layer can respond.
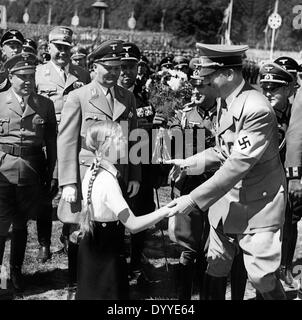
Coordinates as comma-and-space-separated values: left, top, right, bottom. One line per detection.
1, 187, 302, 300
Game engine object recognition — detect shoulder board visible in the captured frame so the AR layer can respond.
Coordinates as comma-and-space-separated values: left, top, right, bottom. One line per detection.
91, 87, 98, 98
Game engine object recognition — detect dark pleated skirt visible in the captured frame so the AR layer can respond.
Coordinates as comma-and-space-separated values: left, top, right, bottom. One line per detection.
75, 221, 129, 300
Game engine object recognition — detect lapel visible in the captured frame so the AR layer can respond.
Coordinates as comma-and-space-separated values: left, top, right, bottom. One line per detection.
65, 64, 79, 89
88, 81, 113, 118
22, 94, 37, 118
7, 89, 23, 117
112, 85, 126, 121
217, 82, 251, 136
46, 61, 65, 89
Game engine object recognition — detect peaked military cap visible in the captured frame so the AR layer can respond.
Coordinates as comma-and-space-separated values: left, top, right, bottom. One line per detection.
138, 55, 149, 66
71, 46, 87, 60
4, 52, 37, 75
120, 42, 140, 62
88, 39, 123, 66
1, 29, 24, 46
23, 38, 37, 54
259, 62, 294, 87
159, 56, 174, 69
195, 43, 249, 76
49, 26, 73, 46
173, 55, 189, 68
274, 56, 299, 75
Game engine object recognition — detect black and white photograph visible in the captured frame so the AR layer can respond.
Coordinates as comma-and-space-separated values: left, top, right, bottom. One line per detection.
0, 0, 302, 308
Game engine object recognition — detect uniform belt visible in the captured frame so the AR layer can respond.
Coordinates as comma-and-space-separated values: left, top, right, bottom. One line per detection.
0, 144, 42, 157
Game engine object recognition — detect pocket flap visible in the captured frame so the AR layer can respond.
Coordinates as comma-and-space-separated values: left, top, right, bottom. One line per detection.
84, 112, 106, 121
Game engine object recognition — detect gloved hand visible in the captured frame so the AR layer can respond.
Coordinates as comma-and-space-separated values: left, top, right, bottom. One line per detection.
167, 195, 196, 216
62, 184, 78, 203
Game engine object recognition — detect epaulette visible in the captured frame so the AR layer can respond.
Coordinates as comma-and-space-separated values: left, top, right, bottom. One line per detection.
91, 87, 98, 98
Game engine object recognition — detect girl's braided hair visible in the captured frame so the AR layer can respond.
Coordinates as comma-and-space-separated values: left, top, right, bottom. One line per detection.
80, 120, 122, 234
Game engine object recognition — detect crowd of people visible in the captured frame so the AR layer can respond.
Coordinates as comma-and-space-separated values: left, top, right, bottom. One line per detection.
0, 24, 302, 301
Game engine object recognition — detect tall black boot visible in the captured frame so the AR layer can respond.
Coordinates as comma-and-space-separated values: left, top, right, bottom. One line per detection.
261, 279, 287, 300
177, 263, 194, 300
10, 229, 27, 292
36, 203, 52, 263
202, 273, 227, 300
67, 242, 79, 300
231, 251, 247, 300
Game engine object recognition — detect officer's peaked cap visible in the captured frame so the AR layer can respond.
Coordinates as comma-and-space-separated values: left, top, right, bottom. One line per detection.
88, 39, 123, 66
195, 43, 249, 76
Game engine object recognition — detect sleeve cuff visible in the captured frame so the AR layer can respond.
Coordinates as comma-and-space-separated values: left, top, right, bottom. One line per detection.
286, 167, 302, 179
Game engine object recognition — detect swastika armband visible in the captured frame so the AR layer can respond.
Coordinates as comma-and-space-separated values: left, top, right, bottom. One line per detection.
286, 167, 302, 179
233, 131, 255, 155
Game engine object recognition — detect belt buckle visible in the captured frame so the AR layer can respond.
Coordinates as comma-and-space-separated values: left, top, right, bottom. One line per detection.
12, 145, 21, 157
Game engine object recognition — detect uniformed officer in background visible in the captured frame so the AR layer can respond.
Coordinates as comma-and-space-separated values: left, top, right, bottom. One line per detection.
22, 38, 37, 55
70, 45, 88, 69
118, 42, 155, 284
259, 62, 300, 297
0, 53, 57, 293
57, 39, 141, 299
0, 29, 24, 63
35, 26, 90, 262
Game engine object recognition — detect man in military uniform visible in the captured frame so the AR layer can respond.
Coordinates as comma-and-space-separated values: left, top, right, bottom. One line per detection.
173, 55, 190, 76
70, 45, 88, 69
259, 62, 298, 296
57, 39, 141, 298
118, 42, 155, 284
35, 26, 90, 262
0, 29, 24, 63
167, 44, 287, 300
0, 53, 57, 293
22, 38, 37, 55
0, 29, 25, 93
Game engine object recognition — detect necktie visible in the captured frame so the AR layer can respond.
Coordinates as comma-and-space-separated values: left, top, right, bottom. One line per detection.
60, 68, 67, 82
106, 88, 114, 113
20, 97, 25, 112
220, 98, 227, 110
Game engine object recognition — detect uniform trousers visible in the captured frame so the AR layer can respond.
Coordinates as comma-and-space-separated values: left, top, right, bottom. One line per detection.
207, 223, 282, 293
0, 184, 40, 236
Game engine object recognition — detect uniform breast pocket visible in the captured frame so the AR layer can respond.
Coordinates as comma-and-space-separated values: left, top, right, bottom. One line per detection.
38, 85, 57, 98
82, 112, 107, 135
0, 118, 10, 135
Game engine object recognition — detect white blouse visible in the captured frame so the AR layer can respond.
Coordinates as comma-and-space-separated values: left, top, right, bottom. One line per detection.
82, 161, 129, 222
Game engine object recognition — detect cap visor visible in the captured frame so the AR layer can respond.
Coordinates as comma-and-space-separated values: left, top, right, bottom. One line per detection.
3, 39, 23, 46
51, 40, 72, 47
98, 60, 122, 67
12, 69, 36, 75
197, 68, 217, 77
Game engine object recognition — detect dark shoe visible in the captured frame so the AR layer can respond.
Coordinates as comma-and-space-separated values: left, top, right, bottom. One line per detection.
66, 285, 77, 300
36, 246, 51, 263
278, 265, 299, 288
262, 279, 287, 300
10, 267, 24, 293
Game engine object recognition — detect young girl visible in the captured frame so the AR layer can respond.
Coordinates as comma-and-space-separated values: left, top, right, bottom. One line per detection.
76, 120, 174, 300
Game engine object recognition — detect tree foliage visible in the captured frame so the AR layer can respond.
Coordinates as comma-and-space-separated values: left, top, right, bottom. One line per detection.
0, 0, 301, 50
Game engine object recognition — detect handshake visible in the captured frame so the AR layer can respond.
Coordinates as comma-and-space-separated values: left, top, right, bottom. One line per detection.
159, 194, 197, 218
